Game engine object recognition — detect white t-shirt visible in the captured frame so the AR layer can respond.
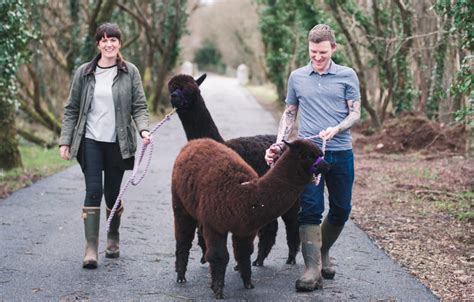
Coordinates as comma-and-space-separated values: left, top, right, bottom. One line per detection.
85, 65, 117, 142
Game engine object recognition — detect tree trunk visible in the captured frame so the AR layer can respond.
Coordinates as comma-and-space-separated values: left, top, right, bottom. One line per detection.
0, 100, 22, 170
152, 56, 171, 113
142, 45, 155, 100
427, 13, 450, 119
393, 0, 414, 113
466, 116, 474, 158
327, 1, 381, 129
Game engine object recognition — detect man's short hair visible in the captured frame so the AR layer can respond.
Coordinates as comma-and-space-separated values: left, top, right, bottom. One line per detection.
308, 24, 336, 46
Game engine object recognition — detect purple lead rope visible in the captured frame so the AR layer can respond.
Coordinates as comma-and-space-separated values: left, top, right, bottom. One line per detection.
304, 134, 326, 185
105, 109, 177, 232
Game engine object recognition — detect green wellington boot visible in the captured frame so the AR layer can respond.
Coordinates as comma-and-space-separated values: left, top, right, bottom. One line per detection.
105, 204, 124, 258
320, 218, 344, 279
295, 224, 323, 291
82, 207, 100, 269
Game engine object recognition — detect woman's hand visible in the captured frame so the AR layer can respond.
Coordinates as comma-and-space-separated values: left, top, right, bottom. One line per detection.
141, 130, 152, 145
59, 145, 71, 160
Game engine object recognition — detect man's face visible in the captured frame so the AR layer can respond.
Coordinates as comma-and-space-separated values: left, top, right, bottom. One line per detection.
308, 41, 336, 73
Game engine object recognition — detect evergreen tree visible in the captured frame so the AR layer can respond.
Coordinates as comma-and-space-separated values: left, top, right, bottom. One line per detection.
0, 0, 33, 170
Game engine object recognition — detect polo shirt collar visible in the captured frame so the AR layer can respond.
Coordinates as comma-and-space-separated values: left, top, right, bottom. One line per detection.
307, 60, 337, 76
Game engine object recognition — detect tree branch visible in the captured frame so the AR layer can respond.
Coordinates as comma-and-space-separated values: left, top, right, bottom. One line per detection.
116, 1, 164, 54
17, 128, 55, 148
43, 38, 69, 72
122, 32, 142, 50
26, 65, 62, 135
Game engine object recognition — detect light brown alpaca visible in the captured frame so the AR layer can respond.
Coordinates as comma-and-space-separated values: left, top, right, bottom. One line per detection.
171, 138, 328, 299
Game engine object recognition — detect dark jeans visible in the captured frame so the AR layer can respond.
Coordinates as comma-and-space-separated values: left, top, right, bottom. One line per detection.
299, 149, 354, 226
80, 138, 125, 208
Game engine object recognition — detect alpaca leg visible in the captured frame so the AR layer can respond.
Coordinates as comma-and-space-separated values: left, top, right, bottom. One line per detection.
252, 219, 278, 267
204, 228, 229, 300
281, 200, 300, 265
175, 217, 197, 283
173, 198, 197, 283
197, 225, 207, 264
232, 234, 255, 289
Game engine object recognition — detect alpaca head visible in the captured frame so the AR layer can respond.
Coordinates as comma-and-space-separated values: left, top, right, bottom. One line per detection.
168, 74, 207, 109
282, 139, 330, 177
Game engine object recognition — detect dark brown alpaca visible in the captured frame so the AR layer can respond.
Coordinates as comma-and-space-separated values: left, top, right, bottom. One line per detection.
172, 138, 329, 299
168, 73, 300, 267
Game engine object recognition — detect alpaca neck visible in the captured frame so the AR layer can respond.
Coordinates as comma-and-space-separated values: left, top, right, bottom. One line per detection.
177, 97, 225, 142
246, 155, 310, 229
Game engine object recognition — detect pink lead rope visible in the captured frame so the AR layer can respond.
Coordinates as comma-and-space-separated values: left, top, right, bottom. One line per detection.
105, 109, 177, 232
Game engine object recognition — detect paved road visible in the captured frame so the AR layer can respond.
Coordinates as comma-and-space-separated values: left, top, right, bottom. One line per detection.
0, 74, 438, 301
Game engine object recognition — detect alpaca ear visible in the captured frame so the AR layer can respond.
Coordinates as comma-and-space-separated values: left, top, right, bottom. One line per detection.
195, 73, 207, 86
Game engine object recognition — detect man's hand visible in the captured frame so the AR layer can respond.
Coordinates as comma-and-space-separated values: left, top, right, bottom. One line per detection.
265, 143, 284, 166
59, 145, 71, 160
319, 126, 339, 141
267, 104, 298, 166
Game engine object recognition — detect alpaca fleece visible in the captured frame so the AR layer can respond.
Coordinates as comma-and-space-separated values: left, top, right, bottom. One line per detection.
168, 74, 300, 267
171, 138, 327, 299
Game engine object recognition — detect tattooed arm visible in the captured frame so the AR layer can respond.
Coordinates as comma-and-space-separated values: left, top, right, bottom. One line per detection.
265, 104, 298, 165
338, 100, 361, 132
319, 100, 361, 140
276, 104, 298, 143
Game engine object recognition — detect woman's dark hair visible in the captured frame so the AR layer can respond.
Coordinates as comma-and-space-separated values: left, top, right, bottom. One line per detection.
95, 23, 122, 44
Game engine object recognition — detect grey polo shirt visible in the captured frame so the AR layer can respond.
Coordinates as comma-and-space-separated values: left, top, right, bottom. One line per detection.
286, 60, 360, 151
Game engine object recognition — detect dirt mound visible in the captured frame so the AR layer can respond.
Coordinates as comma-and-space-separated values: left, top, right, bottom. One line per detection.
355, 113, 467, 154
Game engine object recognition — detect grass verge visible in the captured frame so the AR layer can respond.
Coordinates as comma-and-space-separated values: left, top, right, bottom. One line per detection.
245, 83, 283, 122
0, 144, 75, 199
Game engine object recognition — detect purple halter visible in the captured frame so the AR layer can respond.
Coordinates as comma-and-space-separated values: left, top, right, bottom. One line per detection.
172, 88, 184, 98
308, 156, 324, 174
170, 88, 187, 108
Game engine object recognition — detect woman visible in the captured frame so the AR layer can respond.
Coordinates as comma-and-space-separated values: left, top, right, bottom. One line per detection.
59, 23, 151, 269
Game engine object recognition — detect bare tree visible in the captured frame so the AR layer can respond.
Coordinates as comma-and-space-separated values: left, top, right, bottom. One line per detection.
117, 0, 188, 113
14, 0, 120, 147
325, 0, 381, 129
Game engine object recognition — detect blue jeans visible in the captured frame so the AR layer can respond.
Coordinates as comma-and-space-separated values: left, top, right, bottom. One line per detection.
299, 149, 354, 226
79, 138, 125, 208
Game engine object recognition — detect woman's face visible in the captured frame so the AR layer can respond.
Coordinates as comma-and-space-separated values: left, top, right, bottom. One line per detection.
97, 34, 121, 60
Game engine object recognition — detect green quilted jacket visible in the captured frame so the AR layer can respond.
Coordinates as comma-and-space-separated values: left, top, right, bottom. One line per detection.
59, 54, 149, 160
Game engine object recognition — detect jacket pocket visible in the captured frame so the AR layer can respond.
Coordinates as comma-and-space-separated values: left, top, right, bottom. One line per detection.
126, 125, 137, 155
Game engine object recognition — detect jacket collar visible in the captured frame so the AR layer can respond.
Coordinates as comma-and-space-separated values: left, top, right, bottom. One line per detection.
84, 53, 128, 76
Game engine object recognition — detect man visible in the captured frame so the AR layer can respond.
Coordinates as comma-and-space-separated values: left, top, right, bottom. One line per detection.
265, 24, 361, 291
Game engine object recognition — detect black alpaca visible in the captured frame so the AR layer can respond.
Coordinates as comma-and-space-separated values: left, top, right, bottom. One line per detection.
168, 73, 300, 266
172, 138, 329, 299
